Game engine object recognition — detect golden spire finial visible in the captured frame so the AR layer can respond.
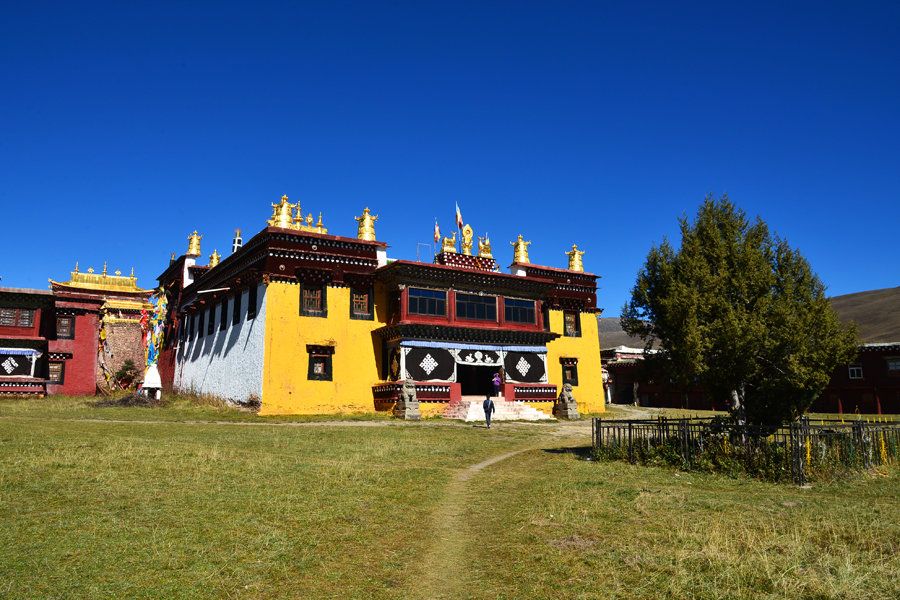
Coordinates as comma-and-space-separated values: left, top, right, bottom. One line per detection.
511, 235, 531, 263
209, 249, 221, 267
102, 262, 108, 276
130, 267, 134, 278
268, 195, 295, 228
355, 207, 378, 241
74, 262, 79, 273
565, 244, 585, 272
187, 230, 202, 256
115, 269, 121, 277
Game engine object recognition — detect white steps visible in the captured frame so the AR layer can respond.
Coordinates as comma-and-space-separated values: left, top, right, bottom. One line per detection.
443, 396, 555, 422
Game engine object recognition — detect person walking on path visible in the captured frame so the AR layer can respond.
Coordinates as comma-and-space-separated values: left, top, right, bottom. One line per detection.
483, 395, 496, 428
492, 372, 501, 397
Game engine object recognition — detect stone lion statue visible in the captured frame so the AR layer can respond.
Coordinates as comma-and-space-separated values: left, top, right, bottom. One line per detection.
400, 378, 418, 403
558, 382, 575, 404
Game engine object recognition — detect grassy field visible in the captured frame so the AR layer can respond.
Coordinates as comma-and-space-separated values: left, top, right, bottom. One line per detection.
1, 397, 898, 599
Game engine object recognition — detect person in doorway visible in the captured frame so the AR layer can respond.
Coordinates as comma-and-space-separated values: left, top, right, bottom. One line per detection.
483, 394, 496, 428
492, 371, 501, 397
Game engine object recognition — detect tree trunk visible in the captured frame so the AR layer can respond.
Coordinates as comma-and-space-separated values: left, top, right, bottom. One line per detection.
731, 386, 748, 443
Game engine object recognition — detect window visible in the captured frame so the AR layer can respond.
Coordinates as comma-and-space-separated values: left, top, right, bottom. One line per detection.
232, 292, 242, 325
408, 288, 446, 317
199, 311, 206, 338
456, 293, 497, 321
300, 284, 327, 317
219, 301, 227, 331
56, 316, 74, 339
0, 308, 34, 328
307, 345, 334, 381
564, 311, 581, 337
561, 358, 579, 386
848, 364, 863, 380
206, 308, 215, 336
188, 314, 195, 339
886, 359, 900, 377
48, 361, 64, 384
541, 304, 550, 332
350, 286, 373, 320
504, 298, 535, 324
248, 285, 258, 320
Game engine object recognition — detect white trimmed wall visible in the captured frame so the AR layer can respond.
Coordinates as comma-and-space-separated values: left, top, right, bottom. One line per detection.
175, 284, 266, 404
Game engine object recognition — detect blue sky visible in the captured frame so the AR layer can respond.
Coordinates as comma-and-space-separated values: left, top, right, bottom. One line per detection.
2, 1, 897, 316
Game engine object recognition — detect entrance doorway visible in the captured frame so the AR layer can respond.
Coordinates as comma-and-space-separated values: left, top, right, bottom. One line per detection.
457, 363, 497, 396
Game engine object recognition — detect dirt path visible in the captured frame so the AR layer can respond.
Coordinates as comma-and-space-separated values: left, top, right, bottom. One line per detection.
406, 421, 590, 599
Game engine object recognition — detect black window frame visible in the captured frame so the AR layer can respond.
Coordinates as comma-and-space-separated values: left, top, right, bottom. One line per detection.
206, 307, 215, 336
541, 304, 550, 332
563, 311, 581, 337
350, 285, 374, 321
408, 288, 446, 317
299, 283, 328, 318
232, 291, 242, 325
504, 297, 536, 325
219, 301, 228, 331
307, 345, 335, 381
455, 292, 497, 321
56, 316, 75, 339
561, 358, 579, 386
248, 285, 258, 320
48, 360, 65, 384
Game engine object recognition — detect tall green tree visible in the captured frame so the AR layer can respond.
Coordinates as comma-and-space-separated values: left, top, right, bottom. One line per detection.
621, 194, 857, 427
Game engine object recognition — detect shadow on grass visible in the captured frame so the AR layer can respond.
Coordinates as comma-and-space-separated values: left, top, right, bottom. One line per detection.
542, 446, 593, 459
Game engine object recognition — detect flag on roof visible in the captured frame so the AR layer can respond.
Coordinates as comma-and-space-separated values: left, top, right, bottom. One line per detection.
455, 202, 463, 229
434, 219, 440, 243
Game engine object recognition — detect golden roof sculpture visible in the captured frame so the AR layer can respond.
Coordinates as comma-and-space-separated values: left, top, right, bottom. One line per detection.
460, 224, 474, 256
478, 236, 493, 259
440, 232, 457, 254
267, 195, 329, 234
50, 263, 150, 295
511, 235, 531, 263
209, 249, 221, 267
565, 244, 585, 272
187, 231, 202, 256
355, 207, 378, 241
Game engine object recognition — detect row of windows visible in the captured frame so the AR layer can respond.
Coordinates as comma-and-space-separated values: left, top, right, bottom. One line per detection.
405, 287, 581, 335
299, 285, 373, 320
0, 308, 35, 328
182, 287, 258, 341
848, 360, 900, 380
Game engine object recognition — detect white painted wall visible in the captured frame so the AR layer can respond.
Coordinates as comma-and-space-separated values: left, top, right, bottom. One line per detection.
175, 284, 266, 404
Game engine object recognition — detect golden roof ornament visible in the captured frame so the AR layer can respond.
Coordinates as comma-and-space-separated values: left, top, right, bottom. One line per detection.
49, 263, 150, 294
355, 207, 378, 241
511, 235, 531, 263
461, 224, 474, 256
209, 249, 221, 267
187, 231, 202, 256
441, 232, 457, 254
565, 244, 585, 272
478, 236, 493, 259
268, 195, 295, 229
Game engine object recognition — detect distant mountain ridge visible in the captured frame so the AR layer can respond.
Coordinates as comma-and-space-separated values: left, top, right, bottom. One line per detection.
829, 286, 900, 344
597, 286, 900, 348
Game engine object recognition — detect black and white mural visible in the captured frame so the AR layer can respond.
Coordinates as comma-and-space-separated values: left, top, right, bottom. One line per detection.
404, 347, 456, 381
503, 351, 547, 383
456, 349, 501, 366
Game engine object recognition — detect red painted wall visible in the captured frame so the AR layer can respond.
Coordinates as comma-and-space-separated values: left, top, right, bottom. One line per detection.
48, 311, 99, 396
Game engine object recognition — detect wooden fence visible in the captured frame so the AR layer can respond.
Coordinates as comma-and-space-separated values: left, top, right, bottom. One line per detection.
592, 416, 900, 485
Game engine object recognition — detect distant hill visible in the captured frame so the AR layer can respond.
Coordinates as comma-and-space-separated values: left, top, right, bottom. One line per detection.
830, 287, 900, 344
597, 317, 643, 349
597, 286, 900, 348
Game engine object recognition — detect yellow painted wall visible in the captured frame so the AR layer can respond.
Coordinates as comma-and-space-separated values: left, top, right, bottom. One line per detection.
260, 282, 387, 414
543, 309, 606, 414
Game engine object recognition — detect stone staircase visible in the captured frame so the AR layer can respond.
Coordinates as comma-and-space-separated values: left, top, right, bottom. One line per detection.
443, 396, 555, 422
